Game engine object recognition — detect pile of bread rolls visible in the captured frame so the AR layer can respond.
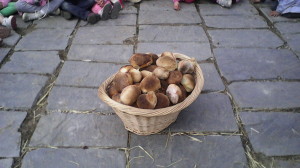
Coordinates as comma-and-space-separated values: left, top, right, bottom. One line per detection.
106, 52, 196, 109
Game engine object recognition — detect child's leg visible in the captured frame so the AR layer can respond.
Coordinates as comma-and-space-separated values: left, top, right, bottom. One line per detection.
15, 0, 42, 13
61, 1, 88, 20
0, 2, 17, 17
0, 13, 17, 29
282, 13, 300, 18
183, 0, 195, 3
110, 0, 122, 19
173, 0, 180, 10
0, 0, 11, 9
40, 0, 64, 14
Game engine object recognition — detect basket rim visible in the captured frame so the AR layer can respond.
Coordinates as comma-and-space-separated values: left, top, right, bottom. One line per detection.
98, 53, 204, 117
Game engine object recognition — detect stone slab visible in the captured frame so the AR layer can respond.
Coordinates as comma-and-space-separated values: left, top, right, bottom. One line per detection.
47, 86, 111, 112
0, 51, 61, 74
259, 7, 300, 23
208, 29, 283, 48
120, 3, 137, 14
228, 82, 300, 109
15, 29, 73, 51
199, 2, 258, 16
21, 148, 126, 168
0, 159, 13, 168
240, 112, 300, 156
0, 48, 10, 62
0, 111, 27, 157
200, 63, 225, 91
3, 31, 21, 46
140, 0, 197, 12
139, 10, 201, 24
203, 15, 268, 28
214, 48, 300, 82
0, 74, 48, 109
129, 134, 247, 168
67, 44, 133, 63
16, 16, 31, 29
274, 22, 300, 35
285, 34, 300, 55
90, 14, 136, 26
73, 26, 136, 45
30, 112, 127, 147
55, 61, 120, 87
33, 16, 78, 29
139, 25, 208, 42
168, 93, 237, 132
273, 160, 300, 168
136, 42, 212, 61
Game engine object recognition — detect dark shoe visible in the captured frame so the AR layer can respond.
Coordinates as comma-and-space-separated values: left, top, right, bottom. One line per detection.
87, 13, 100, 24
2, 15, 17, 30
61, 10, 72, 20
111, 1, 122, 19
101, 2, 112, 20
0, 26, 11, 39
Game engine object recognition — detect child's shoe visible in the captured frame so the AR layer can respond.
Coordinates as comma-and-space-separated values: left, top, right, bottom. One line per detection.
216, 0, 232, 8
0, 26, 11, 39
92, 1, 112, 21
87, 13, 101, 24
22, 11, 45, 22
61, 10, 72, 20
111, 0, 122, 19
2, 15, 17, 30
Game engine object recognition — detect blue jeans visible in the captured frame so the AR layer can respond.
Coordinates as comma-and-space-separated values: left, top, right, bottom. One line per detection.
15, 0, 64, 14
60, 0, 95, 20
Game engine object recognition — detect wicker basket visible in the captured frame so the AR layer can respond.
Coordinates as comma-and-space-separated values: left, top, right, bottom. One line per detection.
98, 53, 204, 135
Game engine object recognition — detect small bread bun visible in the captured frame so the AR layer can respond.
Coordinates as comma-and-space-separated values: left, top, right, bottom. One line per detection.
156, 56, 177, 71
137, 91, 157, 109
166, 84, 182, 104
129, 68, 142, 83
153, 67, 170, 80
113, 72, 133, 92
112, 93, 121, 103
178, 60, 195, 74
155, 93, 170, 109
167, 70, 183, 84
129, 53, 153, 69
181, 74, 195, 92
140, 75, 161, 93
107, 82, 119, 98
120, 85, 141, 105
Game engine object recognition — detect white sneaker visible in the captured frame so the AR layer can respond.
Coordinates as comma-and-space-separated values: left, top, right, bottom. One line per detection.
22, 11, 45, 22
2, 15, 17, 30
216, 0, 232, 8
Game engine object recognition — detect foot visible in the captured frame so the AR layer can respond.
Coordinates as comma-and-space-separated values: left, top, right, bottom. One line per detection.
87, 13, 100, 24
173, 1, 180, 10
22, 11, 45, 22
61, 10, 72, 20
0, 26, 11, 39
251, 0, 265, 3
2, 15, 17, 30
216, 0, 232, 8
51, 8, 61, 16
128, 0, 141, 3
100, 1, 112, 20
111, 1, 122, 19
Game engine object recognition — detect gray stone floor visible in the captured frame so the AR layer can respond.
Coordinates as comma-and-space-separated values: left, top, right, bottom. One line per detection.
0, 0, 299, 167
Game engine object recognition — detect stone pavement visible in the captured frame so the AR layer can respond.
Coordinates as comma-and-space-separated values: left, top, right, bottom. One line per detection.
0, 0, 300, 167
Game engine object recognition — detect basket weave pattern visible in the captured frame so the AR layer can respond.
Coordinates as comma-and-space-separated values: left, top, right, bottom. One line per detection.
98, 53, 204, 135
